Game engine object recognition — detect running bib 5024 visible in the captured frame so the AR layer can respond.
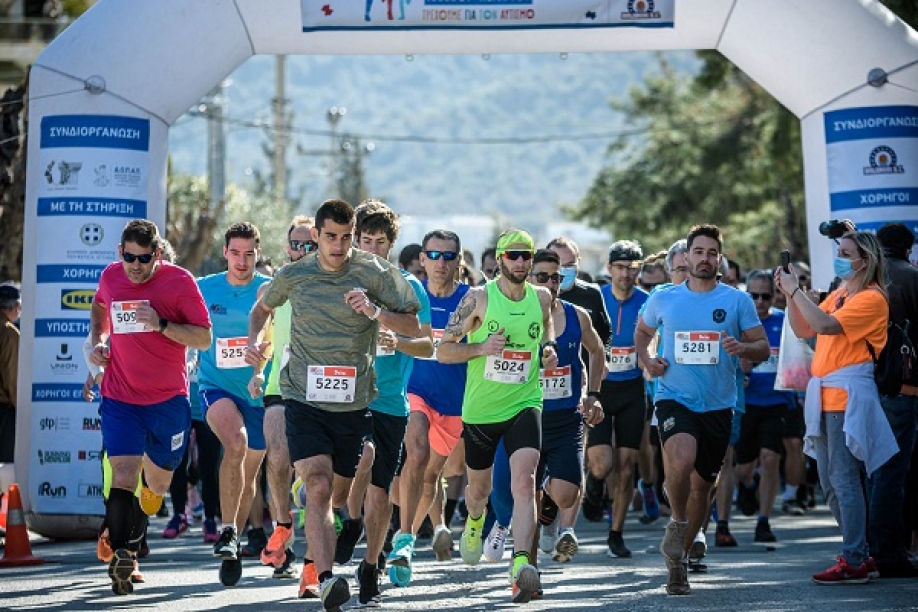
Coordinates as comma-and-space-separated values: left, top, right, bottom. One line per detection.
307, 365, 357, 403
540, 366, 572, 399
111, 300, 151, 334
674, 331, 720, 365
484, 350, 532, 384
216, 337, 248, 369
606, 346, 637, 372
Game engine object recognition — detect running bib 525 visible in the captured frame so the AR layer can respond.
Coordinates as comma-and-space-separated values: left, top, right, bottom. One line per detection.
540, 366, 572, 399
216, 337, 248, 369
484, 350, 532, 384
674, 331, 720, 365
307, 365, 357, 403
111, 300, 151, 334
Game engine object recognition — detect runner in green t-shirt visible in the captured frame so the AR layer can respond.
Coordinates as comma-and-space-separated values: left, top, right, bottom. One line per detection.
437, 229, 557, 604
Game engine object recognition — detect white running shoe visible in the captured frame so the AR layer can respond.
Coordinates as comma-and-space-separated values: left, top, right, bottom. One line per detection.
539, 516, 559, 554
483, 523, 509, 563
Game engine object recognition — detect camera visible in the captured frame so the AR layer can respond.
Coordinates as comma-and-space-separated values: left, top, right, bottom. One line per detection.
818, 219, 856, 240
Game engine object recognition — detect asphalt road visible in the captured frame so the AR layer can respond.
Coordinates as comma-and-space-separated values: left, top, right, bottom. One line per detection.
1, 505, 917, 611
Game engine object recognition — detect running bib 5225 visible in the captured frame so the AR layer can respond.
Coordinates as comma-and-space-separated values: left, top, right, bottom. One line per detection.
307, 365, 357, 403
674, 331, 720, 365
111, 300, 151, 334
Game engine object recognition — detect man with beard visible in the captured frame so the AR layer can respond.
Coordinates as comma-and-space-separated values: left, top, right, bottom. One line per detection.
635, 224, 768, 596
438, 229, 556, 603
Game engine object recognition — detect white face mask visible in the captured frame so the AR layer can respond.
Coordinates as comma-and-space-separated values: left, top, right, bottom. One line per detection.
559, 265, 577, 291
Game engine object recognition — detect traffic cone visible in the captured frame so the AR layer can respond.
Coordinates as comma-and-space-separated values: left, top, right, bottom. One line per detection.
0, 491, 7, 531
0, 484, 45, 566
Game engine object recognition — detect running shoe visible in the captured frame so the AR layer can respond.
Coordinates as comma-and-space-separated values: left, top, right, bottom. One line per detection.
459, 515, 485, 566
139, 486, 163, 516
607, 529, 632, 558
240, 527, 267, 558
203, 518, 220, 544
666, 558, 691, 595
736, 475, 760, 517
162, 514, 188, 539
715, 523, 738, 547
754, 519, 777, 543
539, 516, 559, 554
186, 486, 203, 521
355, 559, 381, 607
261, 524, 295, 567
431, 524, 453, 562
335, 517, 364, 565
639, 479, 660, 523
782, 498, 807, 515
298, 561, 319, 598
108, 548, 135, 595
319, 575, 351, 610
387, 531, 415, 587
97, 527, 113, 563
865, 556, 881, 580
510, 561, 541, 604
213, 527, 239, 559
812, 557, 869, 585
552, 528, 579, 563
272, 549, 297, 579
219, 556, 243, 587
483, 523, 508, 563
688, 529, 707, 561
661, 520, 688, 561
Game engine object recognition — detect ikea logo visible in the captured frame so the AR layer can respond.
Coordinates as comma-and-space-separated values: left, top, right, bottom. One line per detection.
61, 289, 96, 310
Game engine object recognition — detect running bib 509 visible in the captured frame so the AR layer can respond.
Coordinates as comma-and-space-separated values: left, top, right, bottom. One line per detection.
307, 365, 357, 403
674, 331, 720, 365
111, 300, 151, 334
216, 337, 248, 369
753, 347, 779, 374
606, 346, 637, 372
540, 366, 572, 399
484, 350, 532, 384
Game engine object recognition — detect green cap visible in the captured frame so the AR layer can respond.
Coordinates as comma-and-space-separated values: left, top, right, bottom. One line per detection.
496, 229, 535, 255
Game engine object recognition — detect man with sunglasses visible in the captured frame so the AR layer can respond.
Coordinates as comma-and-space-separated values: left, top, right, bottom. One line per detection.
438, 229, 556, 603
247, 199, 421, 611
195, 222, 273, 586
391, 228, 469, 587
336, 200, 433, 606
90, 219, 212, 595
590, 240, 650, 559
248, 215, 317, 591
735, 270, 796, 545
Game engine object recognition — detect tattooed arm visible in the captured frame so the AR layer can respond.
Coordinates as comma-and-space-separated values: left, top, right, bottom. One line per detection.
436, 286, 494, 364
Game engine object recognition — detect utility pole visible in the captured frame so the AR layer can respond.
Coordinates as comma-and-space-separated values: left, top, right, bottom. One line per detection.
206, 81, 227, 211
326, 105, 346, 199
272, 55, 290, 203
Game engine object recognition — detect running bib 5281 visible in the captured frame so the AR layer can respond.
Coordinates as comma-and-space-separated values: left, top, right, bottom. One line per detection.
306, 365, 357, 403
484, 350, 532, 384
753, 347, 779, 374
606, 346, 637, 372
674, 331, 720, 365
540, 366, 572, 399
216, 337, 248, 369
111, 300, 151, 334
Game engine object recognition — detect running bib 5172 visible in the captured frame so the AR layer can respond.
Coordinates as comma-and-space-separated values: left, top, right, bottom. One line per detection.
674, 331, 720, 365
307, 365, 357, 403
484, 350, 532, 384
216, 337, 248, 369
606, 346, 637, 372
111, 300, 151, 334
540, 366, 572, 399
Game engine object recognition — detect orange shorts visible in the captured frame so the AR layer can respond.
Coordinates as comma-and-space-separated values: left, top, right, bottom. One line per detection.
408, 393, 463, 458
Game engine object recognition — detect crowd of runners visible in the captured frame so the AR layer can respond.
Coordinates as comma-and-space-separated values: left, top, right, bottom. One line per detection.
85, 200, 918, 609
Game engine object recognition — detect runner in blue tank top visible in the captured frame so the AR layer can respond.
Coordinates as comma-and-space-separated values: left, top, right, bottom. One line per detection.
485, 249, 605, 575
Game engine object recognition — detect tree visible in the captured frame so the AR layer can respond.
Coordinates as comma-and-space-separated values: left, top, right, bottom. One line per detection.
0, 75, 27, 281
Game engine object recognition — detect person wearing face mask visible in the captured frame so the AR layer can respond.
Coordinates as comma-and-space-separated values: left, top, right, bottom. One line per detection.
776, 230, 897, 585
546, 237, 612, 522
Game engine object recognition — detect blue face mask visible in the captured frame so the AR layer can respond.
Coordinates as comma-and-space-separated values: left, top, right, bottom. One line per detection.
833, 257, 856, 280
559, 266, 577, 291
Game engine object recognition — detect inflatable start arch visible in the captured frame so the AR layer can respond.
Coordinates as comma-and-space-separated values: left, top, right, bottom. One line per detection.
16, 0, 918, 536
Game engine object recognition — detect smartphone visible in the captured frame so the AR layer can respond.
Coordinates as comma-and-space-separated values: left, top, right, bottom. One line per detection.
780, 250, 791, 273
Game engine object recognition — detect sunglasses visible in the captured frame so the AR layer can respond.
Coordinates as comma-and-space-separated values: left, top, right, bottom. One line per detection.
749, 292, 773, 301
122, 252, 155, 264
289, 240, 317, 252
502, 250, 533, 261
424, 250, 459, 261
530, 272, 561, 283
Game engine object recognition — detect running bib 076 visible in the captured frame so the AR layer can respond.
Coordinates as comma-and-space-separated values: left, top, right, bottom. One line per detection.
674, 331, 720, 365
753, 347, 779, 374
216, 337, 248, 369
306, 365, 357, 403
484, 350, 532, 384
111, 300, 151, 334
540, 366, 572, 399
420, 329, 444, 361
606, 346, 637, 372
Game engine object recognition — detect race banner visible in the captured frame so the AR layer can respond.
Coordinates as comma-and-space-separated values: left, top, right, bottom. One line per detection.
303, 0, 675, 32
29, 114, 149, 514
825, 105, 918, 263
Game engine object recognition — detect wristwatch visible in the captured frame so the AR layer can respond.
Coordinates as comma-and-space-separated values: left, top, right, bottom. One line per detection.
158, 318, 169, 333
587, 391, 602, 401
